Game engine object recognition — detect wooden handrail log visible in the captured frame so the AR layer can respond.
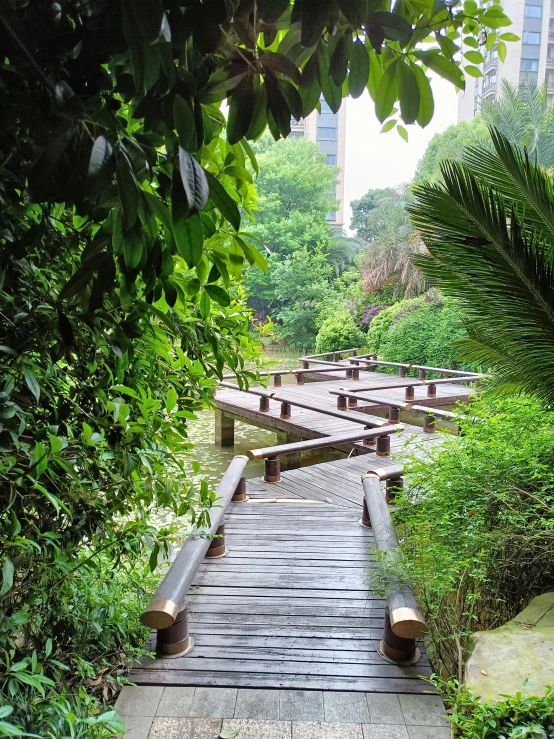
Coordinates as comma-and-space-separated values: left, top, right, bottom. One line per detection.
329, 389, 412, 410
247, 425, 403, 460
344, 375, 484, 393
295, 357, 357, 368
141, 455, 249, 630
411, 404, 484, 423
301, 348, 361, 360
221, 365, 364, 381
218, 381, 276, 398
361, 473, 427, 640
270, 392, 389, 427
368, 463, 404, 481
354, 358, 489, 378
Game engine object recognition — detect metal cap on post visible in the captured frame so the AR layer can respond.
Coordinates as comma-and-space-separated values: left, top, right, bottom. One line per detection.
427, 383, 436, 398
273, 374, 282, 387
205, 523, 227, 558
337, 395, 347, 411
405, 386, 415, 401
360, 496, 371, 528
302, 360, 309, 370
379, 607, 421, 666
232, 475, 248, 502
155, 602, 193, 657
376, 435, 391, 456
280, 401, 291, 419
348, 395, 358, 408
259, 396, 270, 412
296, 372, 305, 385
264, 456, 281, 483
418, 369, 426, 381
388, 407, 400, 424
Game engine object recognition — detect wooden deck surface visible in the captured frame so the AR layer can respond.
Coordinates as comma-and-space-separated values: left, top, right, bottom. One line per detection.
131, 454, 439, 693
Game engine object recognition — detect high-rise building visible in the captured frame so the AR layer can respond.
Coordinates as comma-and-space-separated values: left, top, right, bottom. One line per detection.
458, 0, 551, 121
290, 100, 346, 228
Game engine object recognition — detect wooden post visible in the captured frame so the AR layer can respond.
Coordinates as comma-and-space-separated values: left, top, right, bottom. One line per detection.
418, 369, 426, 380
273, 374, 282, 387
205, 523, 226, 558
333, 352, 339, 362
405, 386, 415, 401
155, 602, 193, 657
259, 396, 270, 412
376, 435, 391, 456
350, 360, 360, 381
399, 366, 406, 378
215, 409, 234, 447
363, 426, 376, 447
232, 475, 248, 502
302, 360, 309, 370
386, 476, 403, 504
264, 456, 281, 483
360, 496, 371, 528
347, 395, 358, 408
423, 413, 436, 433
337, 395, 347, 411
427, 383, 436, 398
280, 401, 291, 419
380, 607, 420, 665
388, 407, 400, 424
346, 368, 353, 378
296, 372, 305, 385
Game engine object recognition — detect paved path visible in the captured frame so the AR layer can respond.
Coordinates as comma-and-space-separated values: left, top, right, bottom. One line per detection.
116, 686, 450, 738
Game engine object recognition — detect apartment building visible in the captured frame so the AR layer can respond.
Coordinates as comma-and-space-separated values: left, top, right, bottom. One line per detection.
458, 0, 552, 121
290, 100, 347, 228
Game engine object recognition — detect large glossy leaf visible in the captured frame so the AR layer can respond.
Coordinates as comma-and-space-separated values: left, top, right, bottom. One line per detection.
300, 0, 331, 48
178, 148, 209, 212
257, 0, 289, 23
395, 59, 420, 125
413, 50, 465, 90
88, 136, 113, 178
116, 153, 139, 229
173, 95, 195, 150
205, 284, 231, 306
205, 171, 241, 230
227, 75, 255, 145
318, 42, 342, 113
375, 59, 397, 123
367, 11, 412, 47
348, 38, 369, 98
174, 212, 203, 268
412, 65, 434, 128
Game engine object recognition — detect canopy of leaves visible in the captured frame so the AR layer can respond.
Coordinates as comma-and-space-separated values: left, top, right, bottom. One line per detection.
410, 128, 554, 403
414, 119, 489, 183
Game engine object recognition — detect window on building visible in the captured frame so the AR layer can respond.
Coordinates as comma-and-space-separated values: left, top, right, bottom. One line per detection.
326, 154, 337, 165
523, 31, 541, 44
317, 126, 337, 140
326, 211, 336, 222
485, 48, 498, 64
525, 4, 542, 17
320, 100, 333, 114
521, 58, 539, 71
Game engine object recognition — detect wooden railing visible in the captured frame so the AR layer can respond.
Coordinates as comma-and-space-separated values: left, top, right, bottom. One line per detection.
362, 473, 427, 664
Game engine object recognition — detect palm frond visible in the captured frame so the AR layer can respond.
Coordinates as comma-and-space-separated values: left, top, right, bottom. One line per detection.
409, 129, 554, 404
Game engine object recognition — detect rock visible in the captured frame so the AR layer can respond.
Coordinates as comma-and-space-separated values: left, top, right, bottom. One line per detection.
466, 591, 554, 700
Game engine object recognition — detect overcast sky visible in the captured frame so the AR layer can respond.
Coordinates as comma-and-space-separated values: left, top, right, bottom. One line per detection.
343, 77, 459, 230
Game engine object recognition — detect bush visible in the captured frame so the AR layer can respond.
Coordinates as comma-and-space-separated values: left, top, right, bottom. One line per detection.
383, 395, 554, 677
367, 291, 468, 370
435, 679, 554, 738
315, 310, 366, 353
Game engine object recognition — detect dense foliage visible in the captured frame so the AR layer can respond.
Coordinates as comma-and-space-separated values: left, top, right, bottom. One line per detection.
411, 129, 554, 403
384, 395, 554, 677
366, 292, 467, 369
436, 681, 554, 739
414, 119, 489, 183
315, 310, 366, 354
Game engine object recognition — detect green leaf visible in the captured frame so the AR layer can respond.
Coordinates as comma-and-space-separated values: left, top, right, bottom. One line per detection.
375, 59, 397, 123
123, 227, 144, 270
465, 65, 483, 78
395, 59, 419, 125
463, 36, 479, 49
88, 136, 113, 178
173, 95, 195, 150
497, 41, 507, 63
413, 49, 465, 90
485, 32, 497, 52
234, 236, 268, 272
178, 148, 209, 212
219, 731, 239, 739
116, 153, 139, 229
257, 0, 289, 23
464, 50, 484, 64
367, 11, 412, 47
0, 708, 13, 720
499, 33, 520, 42
166, 387, 178, 413
397, 124, 408, 142
380, 119, 396, 133
464, 0, 477, 13
366, 47, 382, 102
1, 558, 14, 597
205, 284, 231, 306
48, 434, 64, 454
412, 65, 434, 128
174, 213, 203, 268
349, 39, 370, 99
245, 84, 268, 139
199, 291, 211, 318
318, 42, 342, 113
22, 367, 40, 402
227, 75, 255, 145
240, 138, 259, 175
205, 171, 241, 230
301, 0, 331, 48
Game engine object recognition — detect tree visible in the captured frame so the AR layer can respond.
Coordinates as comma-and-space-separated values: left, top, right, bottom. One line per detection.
481, 80, 554, 168
351, 188, 397, 242
410, 129, 554, 403
414, 119, 489, 183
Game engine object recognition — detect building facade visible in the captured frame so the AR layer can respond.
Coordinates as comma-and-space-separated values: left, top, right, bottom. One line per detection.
290, 100, 347, 228
458, 0, 552, 121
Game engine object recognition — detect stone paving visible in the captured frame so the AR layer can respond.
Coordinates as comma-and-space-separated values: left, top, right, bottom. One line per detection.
115, 687, 450, 739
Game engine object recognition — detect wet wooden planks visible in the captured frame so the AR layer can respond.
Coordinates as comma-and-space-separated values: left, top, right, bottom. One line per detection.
130, 462, 434, 693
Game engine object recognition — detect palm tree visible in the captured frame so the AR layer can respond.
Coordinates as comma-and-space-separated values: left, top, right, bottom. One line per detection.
358, 184, 426, 298
481, 80, 554, 168
326, 231, 366, 277
409, 127, 554, 403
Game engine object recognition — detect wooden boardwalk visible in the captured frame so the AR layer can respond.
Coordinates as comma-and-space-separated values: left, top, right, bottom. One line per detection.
131, 452, 439, 693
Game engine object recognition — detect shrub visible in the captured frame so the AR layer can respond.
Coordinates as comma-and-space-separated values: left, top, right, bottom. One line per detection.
315, 310, 366, 353
360, 305, 388, 331
367, 291, 468, 370
435, 679, 554, 739
383, 395, 554, 677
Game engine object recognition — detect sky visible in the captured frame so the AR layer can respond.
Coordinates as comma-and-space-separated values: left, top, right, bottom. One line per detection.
342, 77, 459, 230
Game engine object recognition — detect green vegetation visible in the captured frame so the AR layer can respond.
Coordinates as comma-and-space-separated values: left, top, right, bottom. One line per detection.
366, 293, 467, 370
315, 310, 366, 354
437, 681, 554, 739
